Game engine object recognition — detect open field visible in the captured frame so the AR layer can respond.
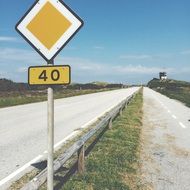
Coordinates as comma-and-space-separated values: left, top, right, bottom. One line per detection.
148, 78, 190, 107
0, 88, 117, 108
0, 78, 125, 108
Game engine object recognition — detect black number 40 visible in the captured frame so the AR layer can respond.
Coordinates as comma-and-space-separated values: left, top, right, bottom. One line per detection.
39, 70, 60, 81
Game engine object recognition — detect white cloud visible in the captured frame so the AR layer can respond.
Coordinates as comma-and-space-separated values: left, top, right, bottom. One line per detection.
178, 67, 190, 73
57, 56, 103, 72
56, 56, 174, 75
0, 48, 43, 64
114, 65, 167, 74
0, 36, 19, 42
64, 46, 78, 50
180, 50, 190, 55
17, 67, 27, 73
120, 54, 152, 60
0, 71, 8, 78
0, 47, 189, 83
0, 47, 182, 74
93, 46, 104, 50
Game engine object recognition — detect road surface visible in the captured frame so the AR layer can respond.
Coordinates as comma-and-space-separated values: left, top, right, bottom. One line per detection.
0, 87, 139, 188
141, 88, 190, 190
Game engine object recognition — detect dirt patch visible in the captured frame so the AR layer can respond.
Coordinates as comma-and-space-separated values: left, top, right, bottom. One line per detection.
165, 134, 190, 157
170, 145, 190, 158
139, 120, 159, 190
165, 134, 176, 143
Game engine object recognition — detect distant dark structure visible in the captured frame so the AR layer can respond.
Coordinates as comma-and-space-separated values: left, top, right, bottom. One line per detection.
159, 72, 167, 80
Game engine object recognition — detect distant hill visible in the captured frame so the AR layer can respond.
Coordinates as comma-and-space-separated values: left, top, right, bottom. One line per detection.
0, 79, 28, 91
67, 82, 123, 90
148, 78, 190, 107
0, 78, 124, 92
0, 78, 55, 91
148, 78, 190, 89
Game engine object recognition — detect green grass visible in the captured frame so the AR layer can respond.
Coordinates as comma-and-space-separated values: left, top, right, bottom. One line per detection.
157, 88, 190, 107
0, 88, 116, 108
10, 90, 142, 190
148, 78, 190, 107
61, 90, 143, 190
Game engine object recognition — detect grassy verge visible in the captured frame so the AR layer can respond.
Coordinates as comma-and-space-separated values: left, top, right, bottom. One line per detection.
157, 88, 190, 107
9, 108, 115, 190
61, 90, 143, 190
148, 78, 190, 107
0, 88, 117, 108
10, 90, 142, 190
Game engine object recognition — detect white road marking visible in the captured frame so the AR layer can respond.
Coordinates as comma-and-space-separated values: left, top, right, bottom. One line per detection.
0, 130, 80, 187
0, 155, 43, 187
172, 115, 177, 119
152, 89, 188, 131
0, 95, 131, 188
179, 122, 186, 129
164, 106, 168, 110
0, 131, 83, 188
0, 128, 84, 187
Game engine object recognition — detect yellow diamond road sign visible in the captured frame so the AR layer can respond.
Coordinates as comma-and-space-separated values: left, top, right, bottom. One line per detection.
16, 0, 83, 61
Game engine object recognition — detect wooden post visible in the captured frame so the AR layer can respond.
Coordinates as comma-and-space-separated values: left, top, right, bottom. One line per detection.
78, 145, 85, 174
119, 108, 123, 116
108, 118, 112, 129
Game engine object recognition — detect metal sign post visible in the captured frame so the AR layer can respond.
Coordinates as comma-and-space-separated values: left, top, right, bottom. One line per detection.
47, 60, 54, 190
16, 1, 83, 189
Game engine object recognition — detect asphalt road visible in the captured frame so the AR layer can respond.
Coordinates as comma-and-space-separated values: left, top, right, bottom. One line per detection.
0, 87, 139, 188
141, 88, 190, 189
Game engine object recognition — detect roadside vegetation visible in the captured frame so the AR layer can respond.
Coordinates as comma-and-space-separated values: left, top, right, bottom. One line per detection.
0, 88, 116, 108
60, 90, 143, 190
0, 78, 125, 108
10, 90, 143, 190
148, 78, 190, 107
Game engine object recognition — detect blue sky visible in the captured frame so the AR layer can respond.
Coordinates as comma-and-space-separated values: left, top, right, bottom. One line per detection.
0, 0, 190, 84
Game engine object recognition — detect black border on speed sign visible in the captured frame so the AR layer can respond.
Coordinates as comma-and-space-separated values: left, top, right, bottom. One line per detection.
28, 65, 71, 86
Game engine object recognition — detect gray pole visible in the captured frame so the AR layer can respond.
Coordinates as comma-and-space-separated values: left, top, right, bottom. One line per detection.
47, 59, 54, 190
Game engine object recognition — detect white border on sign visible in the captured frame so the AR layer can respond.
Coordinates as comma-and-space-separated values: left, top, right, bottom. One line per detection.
17, 0, 82, 60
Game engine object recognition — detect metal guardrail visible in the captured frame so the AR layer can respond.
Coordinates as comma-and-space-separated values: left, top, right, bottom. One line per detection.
21, 91, 138, 190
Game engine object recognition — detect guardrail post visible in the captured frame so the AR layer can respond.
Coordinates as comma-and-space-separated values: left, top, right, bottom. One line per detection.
78, 145, 85, 174
20, 92, 138, 190
125, 101, 128, 108
108, 118, 113, 129
119, 108, 123, 116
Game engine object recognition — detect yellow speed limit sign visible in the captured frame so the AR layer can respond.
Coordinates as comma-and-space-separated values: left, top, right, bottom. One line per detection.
28, 65, 71, 85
